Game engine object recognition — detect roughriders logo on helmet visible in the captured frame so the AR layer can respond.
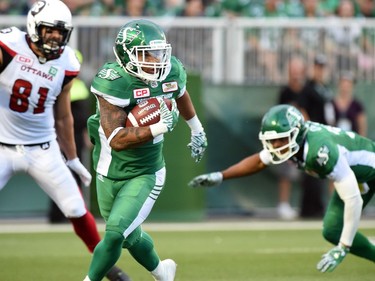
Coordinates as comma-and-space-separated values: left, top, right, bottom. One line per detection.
115, 27, 141, 46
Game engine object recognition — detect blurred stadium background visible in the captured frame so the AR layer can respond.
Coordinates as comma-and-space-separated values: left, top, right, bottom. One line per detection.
1, 16, 375, 220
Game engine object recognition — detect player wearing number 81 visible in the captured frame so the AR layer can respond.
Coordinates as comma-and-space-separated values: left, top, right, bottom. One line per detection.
0, 1, 129, 280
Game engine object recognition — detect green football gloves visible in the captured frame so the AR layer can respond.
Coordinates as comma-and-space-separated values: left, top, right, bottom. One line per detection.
170, 99, 180, 130
188, 131, 208, 163
188, 172, 223, 188
317, 244, 350, 273
151, 98, 179, 137
161, 98, 179, 132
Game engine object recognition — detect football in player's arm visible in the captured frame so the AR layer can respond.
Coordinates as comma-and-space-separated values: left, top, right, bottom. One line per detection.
189, 104, 375, 272
83, 19, 207, 281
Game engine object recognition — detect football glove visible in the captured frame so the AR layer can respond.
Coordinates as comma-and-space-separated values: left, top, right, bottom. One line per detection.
188, 131, 207, 163
188, 172, 223, 188
66, 158, 92, 187
168, 98, 180, 131
150, 98, 179, 137
317, 244, 349, 273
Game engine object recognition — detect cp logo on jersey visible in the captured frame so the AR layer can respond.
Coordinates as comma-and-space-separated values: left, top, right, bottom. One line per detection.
133, 88, 150, 98
16, 55, 33, 66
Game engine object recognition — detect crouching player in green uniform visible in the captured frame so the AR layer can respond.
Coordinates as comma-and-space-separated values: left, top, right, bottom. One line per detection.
189, 104, 375, 273
84, 19, 207, 281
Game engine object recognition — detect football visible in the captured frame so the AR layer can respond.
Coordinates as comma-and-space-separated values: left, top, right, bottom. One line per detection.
125, 97, 172, 127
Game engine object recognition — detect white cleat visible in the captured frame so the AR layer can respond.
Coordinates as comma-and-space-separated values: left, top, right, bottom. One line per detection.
151, 259, 177, 281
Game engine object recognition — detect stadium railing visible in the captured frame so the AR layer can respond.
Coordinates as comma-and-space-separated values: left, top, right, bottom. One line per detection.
1, 16, 375, 85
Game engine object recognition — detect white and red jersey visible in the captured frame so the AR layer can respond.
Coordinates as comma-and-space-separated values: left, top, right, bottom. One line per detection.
0, 27, 79, 145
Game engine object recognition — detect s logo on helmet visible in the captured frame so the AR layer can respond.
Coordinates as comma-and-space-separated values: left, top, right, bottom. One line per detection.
116, 27, 141, 46
31, 0, 46, 16
286, 107, 302, 127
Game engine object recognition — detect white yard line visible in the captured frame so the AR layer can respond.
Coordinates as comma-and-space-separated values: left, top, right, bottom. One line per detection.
255, 247, 328, 254
0, 218, 374, 233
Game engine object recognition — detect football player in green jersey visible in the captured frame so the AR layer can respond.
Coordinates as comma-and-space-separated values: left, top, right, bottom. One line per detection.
84, 19, 207, 281
189, 104, 375, 273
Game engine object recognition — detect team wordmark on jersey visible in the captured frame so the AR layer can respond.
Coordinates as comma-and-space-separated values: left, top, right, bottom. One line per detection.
20, 65, 54, 81
97, 68, 121, 80
162, 81, 178, 92
317, 145, 330, 166
133, 88, 150, 98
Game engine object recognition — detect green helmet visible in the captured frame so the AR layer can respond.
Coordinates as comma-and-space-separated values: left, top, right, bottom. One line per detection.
113, 19, 172, 82
259, 105, 305, 164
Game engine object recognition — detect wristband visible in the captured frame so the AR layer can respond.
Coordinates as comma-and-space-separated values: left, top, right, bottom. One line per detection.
212, 172, 223, 183
186, 115, 203, 134
150, 122, 168, 137
339, 242, 350, 251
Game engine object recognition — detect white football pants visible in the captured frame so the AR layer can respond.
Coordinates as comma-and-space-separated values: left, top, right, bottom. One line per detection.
0, 139, 86, 218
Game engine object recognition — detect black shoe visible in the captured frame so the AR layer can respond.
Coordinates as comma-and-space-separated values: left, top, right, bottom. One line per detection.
106, 266, 131, 281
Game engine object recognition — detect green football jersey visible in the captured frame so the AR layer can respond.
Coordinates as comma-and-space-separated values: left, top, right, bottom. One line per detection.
296, 121, 375, 183
88, 56, 187, 180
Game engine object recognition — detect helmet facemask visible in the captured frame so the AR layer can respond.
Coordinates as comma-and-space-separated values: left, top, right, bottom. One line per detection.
259, 105, 305, 164
125, 40, 171, 81
35, 22, 72, 60
259, 127, 300, 164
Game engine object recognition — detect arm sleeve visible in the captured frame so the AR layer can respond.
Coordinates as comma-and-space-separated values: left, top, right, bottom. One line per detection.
0, 44, 14, 72
330, 153, 363, 247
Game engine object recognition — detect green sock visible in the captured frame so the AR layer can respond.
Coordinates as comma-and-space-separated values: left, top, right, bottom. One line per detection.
88, 231, 123, 281
127, 231, 160, 271
350, 232, 375, 262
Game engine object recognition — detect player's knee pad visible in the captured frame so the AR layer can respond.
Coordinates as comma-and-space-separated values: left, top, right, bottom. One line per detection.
122, 227, 142, 249
103, 230, 124, 250
60, 197, 86, 218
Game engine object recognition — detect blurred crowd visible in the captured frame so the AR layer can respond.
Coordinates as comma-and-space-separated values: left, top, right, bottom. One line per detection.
3, 1, 373, 84
0, 0, 374, 18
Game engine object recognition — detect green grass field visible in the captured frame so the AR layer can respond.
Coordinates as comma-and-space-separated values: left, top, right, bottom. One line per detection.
1, 223, 374, 281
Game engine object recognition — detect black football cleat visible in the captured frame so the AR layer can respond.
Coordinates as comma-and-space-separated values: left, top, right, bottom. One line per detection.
106, 266, 131, 281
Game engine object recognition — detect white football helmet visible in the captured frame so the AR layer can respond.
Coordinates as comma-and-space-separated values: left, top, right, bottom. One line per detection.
27, 0, 73, 60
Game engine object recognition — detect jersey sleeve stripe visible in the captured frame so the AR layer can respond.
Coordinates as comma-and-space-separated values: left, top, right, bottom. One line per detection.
65, 70, 79, 77
0, 40, 17, 57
